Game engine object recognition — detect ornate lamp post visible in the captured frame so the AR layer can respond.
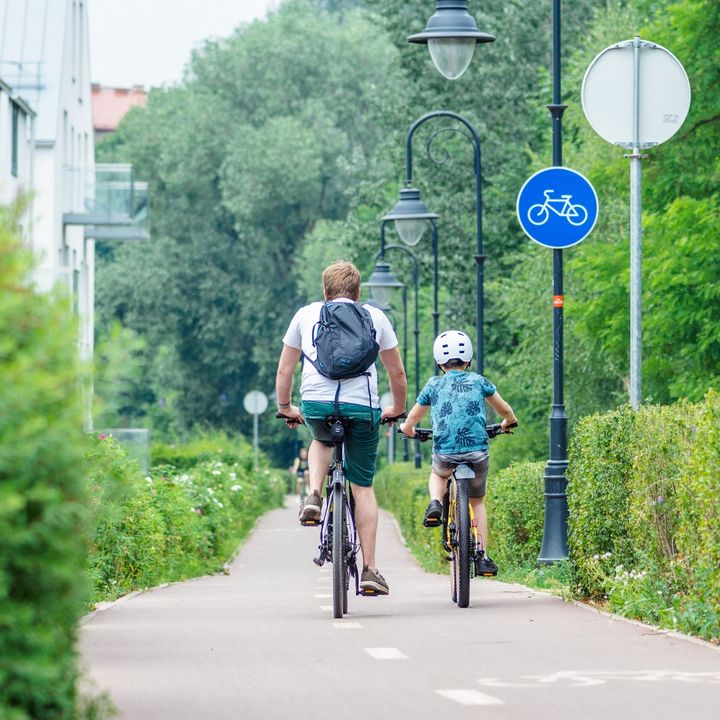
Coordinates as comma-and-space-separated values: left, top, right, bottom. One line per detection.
408, 0, 495, 80
365, 245, 422, 469
384, 111, 486, 374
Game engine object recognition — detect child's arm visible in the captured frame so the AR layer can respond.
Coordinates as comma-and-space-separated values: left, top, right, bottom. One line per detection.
487, 391, 518, 431
399, 402, 429, 437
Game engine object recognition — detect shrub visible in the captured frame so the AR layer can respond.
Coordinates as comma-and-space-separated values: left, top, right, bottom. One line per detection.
0, 207, 89, 719
567, 406, 637, 596
487, 461, 545, 568
375, 458, 545, 576
374, 462, 447, 574
566, 395, 720, 641
88, 435, 285, 603
151, 432, 254, 470
675, 390, 720, 638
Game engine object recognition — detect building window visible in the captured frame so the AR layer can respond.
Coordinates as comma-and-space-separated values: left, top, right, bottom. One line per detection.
11, 103, 19, 178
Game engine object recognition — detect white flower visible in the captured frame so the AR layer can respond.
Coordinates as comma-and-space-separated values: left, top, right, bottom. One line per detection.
229, 472, 237, 480
593, 554, 600, 560
230, 485, 241, 492
207, 487, 214, 495
146, 477, 153, 484
212, 470, 221, 476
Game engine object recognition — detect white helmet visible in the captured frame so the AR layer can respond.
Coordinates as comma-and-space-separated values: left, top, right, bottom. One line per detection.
433, 330, 473, 365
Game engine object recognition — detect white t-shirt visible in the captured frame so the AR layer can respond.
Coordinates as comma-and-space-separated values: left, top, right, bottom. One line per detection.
282, 298, 398, 407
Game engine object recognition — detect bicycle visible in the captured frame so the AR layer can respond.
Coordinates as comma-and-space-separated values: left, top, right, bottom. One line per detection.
403, 422, 517, 608
527, 189, 588, 227
278, 412, 403, 618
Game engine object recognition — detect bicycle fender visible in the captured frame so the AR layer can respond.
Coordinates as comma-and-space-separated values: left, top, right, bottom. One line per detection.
454, 464, 475, 480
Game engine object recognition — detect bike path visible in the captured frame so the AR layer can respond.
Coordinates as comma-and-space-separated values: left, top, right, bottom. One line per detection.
80, 496, 720, 719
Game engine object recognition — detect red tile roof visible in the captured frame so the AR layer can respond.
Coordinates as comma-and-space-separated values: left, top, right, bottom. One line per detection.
92, 84, 148, 132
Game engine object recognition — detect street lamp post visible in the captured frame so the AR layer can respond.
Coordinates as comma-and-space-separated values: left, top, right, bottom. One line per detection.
365, 243, 422, 469
384, 110, 486, 374
538, 0, 569, 563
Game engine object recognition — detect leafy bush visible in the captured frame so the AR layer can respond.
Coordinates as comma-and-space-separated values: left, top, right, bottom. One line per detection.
151, 432, 254, 470
675, 390, 720, 638
567, 406, 637, 596
566, 395, 720, 641
374, 462, 447, 574
375, 459, 545, 576
88, 435, 285, 603
487, 461, 545, 568
0, 207, 89, 719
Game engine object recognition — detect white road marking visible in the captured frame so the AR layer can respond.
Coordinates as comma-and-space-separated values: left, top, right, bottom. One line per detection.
314, 593, 332, 598
365, 648, 408, 660
436, 689, 504, 706
332, 622, 362, 629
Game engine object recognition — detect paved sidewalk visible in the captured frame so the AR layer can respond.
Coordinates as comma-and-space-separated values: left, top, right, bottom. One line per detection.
80, 496, 720, 719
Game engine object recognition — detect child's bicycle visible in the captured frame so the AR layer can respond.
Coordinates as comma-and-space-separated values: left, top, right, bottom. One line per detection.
403, 422, 517, 608
278, 412, 404, 619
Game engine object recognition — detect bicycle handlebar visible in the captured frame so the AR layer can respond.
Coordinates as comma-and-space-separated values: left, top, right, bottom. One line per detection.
275, 412, 305, 426
380, 412, 407, 425
398, 421, 518, 442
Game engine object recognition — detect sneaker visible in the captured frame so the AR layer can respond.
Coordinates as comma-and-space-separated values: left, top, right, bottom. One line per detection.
475, 554, 498, 576
299, 490, 322, 524
360, 567, 389, 596
423, 499, 443, 527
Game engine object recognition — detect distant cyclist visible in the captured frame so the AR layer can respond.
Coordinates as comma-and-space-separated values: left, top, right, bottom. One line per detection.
400, 330, 517, 575
290, 446, 310, 503
275, 261, 407, 596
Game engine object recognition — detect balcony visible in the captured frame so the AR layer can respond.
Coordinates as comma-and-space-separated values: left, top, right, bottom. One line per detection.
62, 163, 150, 241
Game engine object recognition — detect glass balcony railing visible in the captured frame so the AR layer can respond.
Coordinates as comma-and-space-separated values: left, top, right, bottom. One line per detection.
63, 163, 149, 233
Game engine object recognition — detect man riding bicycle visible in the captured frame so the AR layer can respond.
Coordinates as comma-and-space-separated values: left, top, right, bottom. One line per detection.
275, 261, 407, 595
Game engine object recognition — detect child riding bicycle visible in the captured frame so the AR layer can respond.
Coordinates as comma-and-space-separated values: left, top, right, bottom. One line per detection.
399, 330, 517, 575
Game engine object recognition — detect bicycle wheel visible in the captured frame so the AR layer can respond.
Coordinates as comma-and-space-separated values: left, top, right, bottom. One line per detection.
567, 203, 588, 226
447, 486, 458, 604
455, 479, 471, 608
527, 204, 549, 226
332, 481, 346, 619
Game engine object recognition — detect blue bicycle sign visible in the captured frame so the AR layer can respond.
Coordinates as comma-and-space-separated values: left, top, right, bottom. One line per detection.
517, 167, 598, 248
527, 190, 589, 227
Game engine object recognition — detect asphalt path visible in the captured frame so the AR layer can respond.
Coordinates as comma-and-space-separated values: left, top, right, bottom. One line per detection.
80, 496, 720, 719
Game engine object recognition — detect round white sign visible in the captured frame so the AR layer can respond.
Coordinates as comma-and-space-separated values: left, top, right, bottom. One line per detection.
582, 38, 690, 148
243, 390, 268, 415
380, 392, 393, 410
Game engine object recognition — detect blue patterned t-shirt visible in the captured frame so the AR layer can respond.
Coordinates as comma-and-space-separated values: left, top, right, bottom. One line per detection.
417, 370, 497, 454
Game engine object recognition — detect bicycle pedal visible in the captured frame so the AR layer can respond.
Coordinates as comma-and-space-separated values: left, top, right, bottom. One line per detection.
301, 519, 320, 526
423, 518, 442, 528
360, 588, 378, 596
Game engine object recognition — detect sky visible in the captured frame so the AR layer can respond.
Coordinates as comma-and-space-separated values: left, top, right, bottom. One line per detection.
89, 0, 280, 89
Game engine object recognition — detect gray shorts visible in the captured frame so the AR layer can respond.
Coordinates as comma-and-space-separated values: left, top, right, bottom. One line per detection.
432, 450, 489, 498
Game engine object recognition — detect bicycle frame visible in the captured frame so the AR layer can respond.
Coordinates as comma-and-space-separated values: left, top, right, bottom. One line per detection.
311, 419, 362, 617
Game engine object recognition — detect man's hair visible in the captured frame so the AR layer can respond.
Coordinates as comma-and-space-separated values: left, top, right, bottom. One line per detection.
322, 261, 361, 300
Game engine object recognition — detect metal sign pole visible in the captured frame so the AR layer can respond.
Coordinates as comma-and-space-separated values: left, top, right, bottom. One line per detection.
253, 412, 259, 470
629, 36, 643, 409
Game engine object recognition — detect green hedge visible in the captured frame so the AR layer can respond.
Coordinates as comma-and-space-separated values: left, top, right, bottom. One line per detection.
151, 433, 254, 470
88, 434, 285, 603
0, 209, 89, 719
567, 393, 720, 641
374, 459, 545, 576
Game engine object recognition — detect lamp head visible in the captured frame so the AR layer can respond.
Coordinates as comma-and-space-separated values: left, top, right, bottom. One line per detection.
408, 0, 495, 80
382, 188, 438, 247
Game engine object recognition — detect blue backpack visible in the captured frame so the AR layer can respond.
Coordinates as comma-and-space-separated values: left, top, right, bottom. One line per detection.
307, 302, 379, 380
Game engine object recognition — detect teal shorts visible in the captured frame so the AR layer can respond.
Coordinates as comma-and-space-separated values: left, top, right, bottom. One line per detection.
300, 400, 381, 487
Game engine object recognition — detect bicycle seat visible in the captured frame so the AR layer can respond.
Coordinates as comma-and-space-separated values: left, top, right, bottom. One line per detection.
454, 464, 476, 480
